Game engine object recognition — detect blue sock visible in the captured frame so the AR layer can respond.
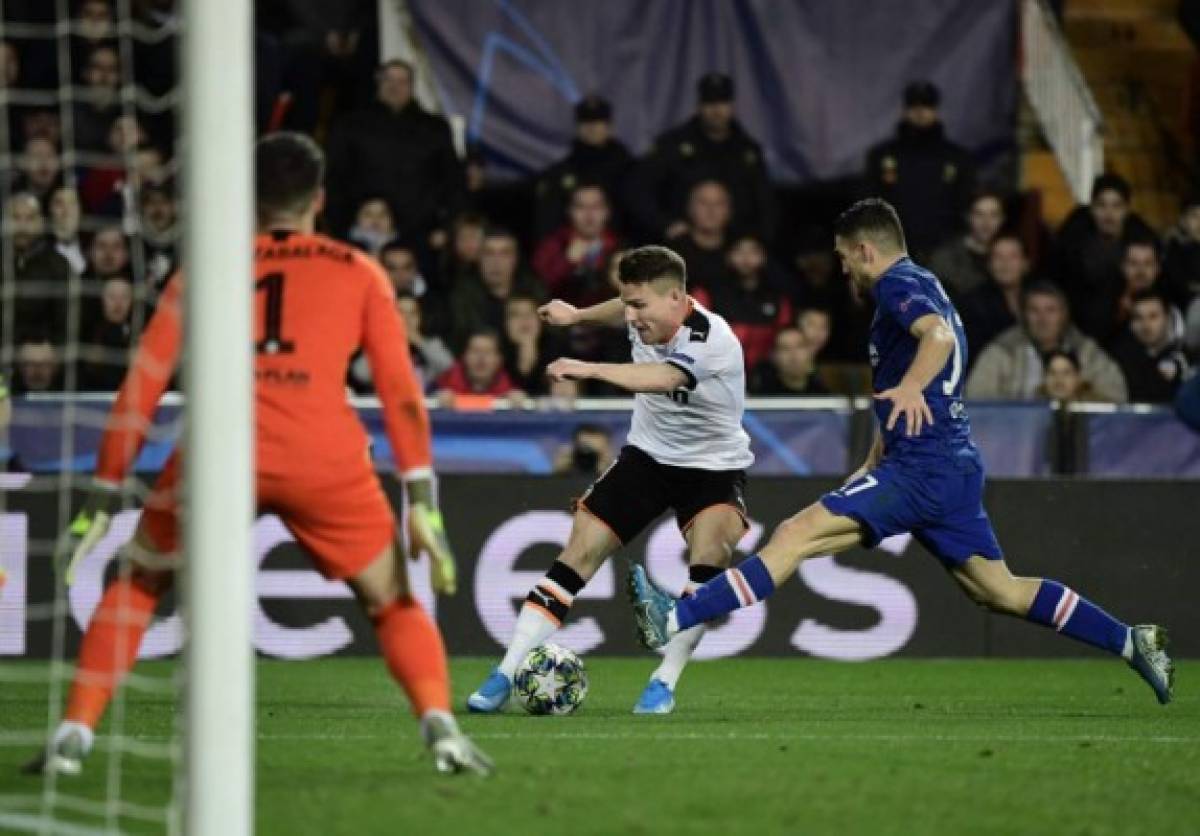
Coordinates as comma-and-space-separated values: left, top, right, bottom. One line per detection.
675, 556, 775, 632
1026, 580, 1131, 658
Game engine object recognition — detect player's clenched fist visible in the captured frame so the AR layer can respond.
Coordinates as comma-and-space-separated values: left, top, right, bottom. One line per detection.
58, 482, 122, 585
538, 299, 580, 327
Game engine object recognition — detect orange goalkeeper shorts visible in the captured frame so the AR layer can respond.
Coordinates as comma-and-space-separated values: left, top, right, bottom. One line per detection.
136, 449, 397, 580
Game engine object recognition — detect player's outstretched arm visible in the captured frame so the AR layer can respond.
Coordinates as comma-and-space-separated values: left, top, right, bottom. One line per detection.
539, 297, 625, 328
873, 313, 954, 437
546, 357, 688, 394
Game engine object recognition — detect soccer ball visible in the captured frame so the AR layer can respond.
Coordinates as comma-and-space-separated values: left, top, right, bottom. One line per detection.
513, 642, 589, 715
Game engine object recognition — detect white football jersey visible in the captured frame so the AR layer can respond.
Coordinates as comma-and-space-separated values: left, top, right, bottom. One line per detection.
626, 299, 754, 470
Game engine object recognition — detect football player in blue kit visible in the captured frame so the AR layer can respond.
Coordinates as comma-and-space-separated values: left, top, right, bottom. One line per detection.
629, 198, 1174, 705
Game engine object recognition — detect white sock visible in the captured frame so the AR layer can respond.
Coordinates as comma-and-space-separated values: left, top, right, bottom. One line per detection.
1121, 628, 1134, 661
54, 721, 94, 755
650, 623, 707, 690
498, 604, 560, 679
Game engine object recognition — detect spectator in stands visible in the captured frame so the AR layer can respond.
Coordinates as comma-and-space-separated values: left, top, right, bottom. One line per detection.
12, 335, 63, 394
796, 307, 832, 359
80, 115, 149, 216
325, 59, 463, 247
534, 95, 634, 238
1053, 173, 1156, 339
1163, 193, 1200, 309
793, 226, 870, 362
667, 180, 733, 291
349, 291, 453, 394
1101, 237, 1179, 346
71, 0, 117, 83
78, 275, 136, 391
865, 81, 974, 260
959, 232, 1029, 363
440, 211, 487, 289
13, 137, 62, 206
2, 193, 72, 345
449, 229, 544, 350
131, 0, 181, 150
1036, 350, 1100, 403
2, 40, 20, 148
531, 182, 620, 308
552, 423, 615, 477
627, 72, 773, 242
84, 225, 131, 280
435, 330, 520, 403
927, 189, 1005, 299
694, 233, 791, 371
48, 187, 86, 275
966, 281, 1127, 402
502, 295, 566, 396
379, 241, 448, 338
1110, 290, 1189, 403
346, 196, 396, 257
749, 327, 827, 396
138, 182, 177, 289
72, 44, 122, 153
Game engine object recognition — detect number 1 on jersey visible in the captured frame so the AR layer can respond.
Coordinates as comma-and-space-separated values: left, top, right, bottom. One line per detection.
256, 271, 295, 355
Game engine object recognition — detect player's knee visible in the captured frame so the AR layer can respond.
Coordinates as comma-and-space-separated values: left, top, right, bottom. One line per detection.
771, 507, 820, 547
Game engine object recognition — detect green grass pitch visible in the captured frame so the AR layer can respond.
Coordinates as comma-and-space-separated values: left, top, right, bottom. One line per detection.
1, 658, 1197, 835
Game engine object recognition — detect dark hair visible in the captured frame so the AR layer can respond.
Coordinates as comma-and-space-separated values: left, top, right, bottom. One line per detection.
833, 198, 907, 252
1130, 288, 1168, 310
464, 329, 502, 352
1021, 279, 1068, 308
969, 188, 1006, 213
989, 230, 1026, 254
378, 58, 414, 78
255, 132, 324, 220
1122, 235, 1161, 260
482, 225, 518, 244
504, 294, 540, 310
1043, 348, 1080, 372
1091, 173, 1131, 203
569, 180, 609, 203
617, 245, 687, 286
379, 240, 415, 259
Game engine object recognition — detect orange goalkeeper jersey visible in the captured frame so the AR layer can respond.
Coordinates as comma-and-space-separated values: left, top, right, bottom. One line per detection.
95, 230, 432, 484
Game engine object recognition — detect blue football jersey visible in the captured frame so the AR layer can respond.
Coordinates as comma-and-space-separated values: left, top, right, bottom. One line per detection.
868, 257, 980, 466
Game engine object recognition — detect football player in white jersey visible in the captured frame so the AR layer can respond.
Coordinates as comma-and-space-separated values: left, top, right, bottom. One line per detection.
467, 245, 754, 715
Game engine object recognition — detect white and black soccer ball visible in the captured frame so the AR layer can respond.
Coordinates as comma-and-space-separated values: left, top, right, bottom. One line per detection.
512, 642, 589, 715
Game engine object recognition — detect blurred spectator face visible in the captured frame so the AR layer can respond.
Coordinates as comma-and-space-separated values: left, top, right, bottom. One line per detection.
108, 115, 145, 155
463, 333, 503, 388
987, 237, 1028, 290
355, 198, 395, 238
1130, 297, 1169, 349
1, 41, 17, 86
1182, 205, 1200, 241
576, 119, 610, 146
140, 188, 175, 236
479, 235, 518, 294
795, 247, 836, 286
377, 63, 413, 111
773, 328, 815, 379
21, 138, 60, 192
465, 159, 486, 192
1121, 243, 1160, 292
903, 105, 938, 129
22, 110, 61, 146
17, 341, 59, 392
728, 237, 765, 279
1023, 291, 1068, 348
698, 101, 734, 135
568, 187, 609, 239
505, 298, 541, 343
101, 276, 133, 324
1090, 187, 1128, 238
78, 0, 115, 41
89, 227, 130, 276
131, 146, 165, 188
85, 46, 120, 95
381, 246, 419, 293
49, 188, 82, 240
452, 219, 485, 264
967, 195, 1004, 245
1042, 354, 1082, 401
397, 296, 422, 338
797, 308, 832, 357
6, 194, 45, 250
686, 181, 731, 236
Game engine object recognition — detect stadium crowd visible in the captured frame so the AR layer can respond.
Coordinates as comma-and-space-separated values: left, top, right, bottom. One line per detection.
1, 0, 1197, 408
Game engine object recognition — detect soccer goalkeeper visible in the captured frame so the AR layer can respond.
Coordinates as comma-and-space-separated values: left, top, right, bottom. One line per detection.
26, 132, 491, 777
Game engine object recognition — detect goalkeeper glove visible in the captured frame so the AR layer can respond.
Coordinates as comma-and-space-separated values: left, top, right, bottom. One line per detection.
57, 482, 122, 586
404, 476, 457, 596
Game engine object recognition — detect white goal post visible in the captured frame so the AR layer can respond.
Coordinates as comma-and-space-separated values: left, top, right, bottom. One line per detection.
181, 0, 254, 833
